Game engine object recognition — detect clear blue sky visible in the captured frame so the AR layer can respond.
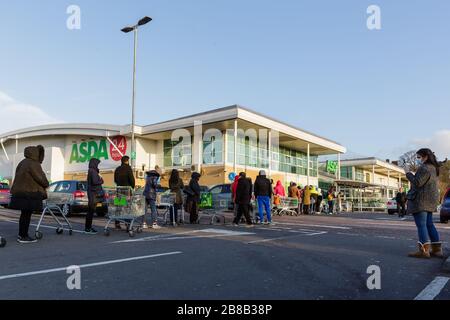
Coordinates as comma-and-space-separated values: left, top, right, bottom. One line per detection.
1, 1, 449, 160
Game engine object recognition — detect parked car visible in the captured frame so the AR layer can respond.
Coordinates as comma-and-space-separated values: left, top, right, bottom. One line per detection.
0, 183, 10, 208
208, 184, 234, 211
387, 198, 398, 215
47, 180, 108, 216
440, 188, 450, 224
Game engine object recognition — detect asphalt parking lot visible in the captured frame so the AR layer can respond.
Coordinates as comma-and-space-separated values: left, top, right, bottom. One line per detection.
0, 208, 449, 300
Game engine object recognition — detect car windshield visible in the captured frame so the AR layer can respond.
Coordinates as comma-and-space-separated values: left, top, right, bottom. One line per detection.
77, 182, 88, 191
0, 184, 10, 190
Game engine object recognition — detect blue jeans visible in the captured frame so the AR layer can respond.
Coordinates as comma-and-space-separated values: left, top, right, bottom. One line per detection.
413, 212, 440, 244
257, 196, 272, 223
146, 199, 158, 225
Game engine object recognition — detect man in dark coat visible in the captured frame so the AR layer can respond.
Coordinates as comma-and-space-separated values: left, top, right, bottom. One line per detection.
10, 146, 49, 243
85, 158, 104, 234
396, 187, 407, 217
114, 156, 135, 229
233, 172, 254, 227
186, 172, 201, 224
254, 170, 273, 224
114, 156, 135, 189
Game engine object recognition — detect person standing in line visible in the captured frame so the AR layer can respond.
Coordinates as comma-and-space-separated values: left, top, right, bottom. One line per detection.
254, 170, 273, 225
396, 187, 407, 218
233, 172, 254, 227
297, 185, 304, 215
316, 188, 323, 213
10, 145, 49, 243
406, 148, 443, 259
143, 168, 161, 229
327, 187, 335, 215
185, 172, 201, 224
303, 185, 311, 215
169, 169, 184, 225
114, 156, 135, 230
85, 158, 104, 234
231, 175, 240, 218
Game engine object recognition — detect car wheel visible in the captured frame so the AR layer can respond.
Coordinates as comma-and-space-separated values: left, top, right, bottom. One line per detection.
440, 217, 448, 224
388, 210, 395, 215
62, 204, 72, 217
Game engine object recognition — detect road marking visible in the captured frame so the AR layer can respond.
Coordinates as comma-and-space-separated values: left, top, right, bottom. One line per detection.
414, 277, 450, 300
198, 228, 254, 236
113, 229, 255, 244
337, 232, 361, 237
273, 222, 350, 230
375, 217, 407, 221
2, 219, 86, 234
0, 251, 182, 281
247, 231, 327, 244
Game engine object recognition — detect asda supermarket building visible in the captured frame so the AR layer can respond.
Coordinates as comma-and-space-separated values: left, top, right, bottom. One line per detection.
0, 105, 346, 188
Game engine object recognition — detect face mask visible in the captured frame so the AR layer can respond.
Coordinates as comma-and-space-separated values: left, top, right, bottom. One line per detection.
415, 159, 423, 166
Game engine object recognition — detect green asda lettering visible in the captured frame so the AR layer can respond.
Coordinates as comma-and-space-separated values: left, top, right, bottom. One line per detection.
70, 140, 109, 164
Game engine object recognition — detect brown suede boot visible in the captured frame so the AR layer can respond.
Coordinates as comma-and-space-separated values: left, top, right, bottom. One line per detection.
430, 242, 444, 258
408, 242, 431, 259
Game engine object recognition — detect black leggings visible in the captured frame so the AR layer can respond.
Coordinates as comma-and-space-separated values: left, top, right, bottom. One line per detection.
85, 197, 97, 230
19, 210, 33, 238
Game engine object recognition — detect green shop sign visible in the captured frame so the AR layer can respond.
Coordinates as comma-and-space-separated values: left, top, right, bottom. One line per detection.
326, 160, 338, 174
69, 140, 109, 164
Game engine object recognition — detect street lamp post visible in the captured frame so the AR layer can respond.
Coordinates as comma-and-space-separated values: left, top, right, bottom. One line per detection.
121, 16, 152, 169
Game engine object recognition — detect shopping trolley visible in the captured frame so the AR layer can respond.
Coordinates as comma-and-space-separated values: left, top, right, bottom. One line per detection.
103, 187, 145, 237
158, 192, 185, 227
0, 236, 6, 248
273, 197, 299, 216
199, 194, 228, 225
35, 194, 74, 240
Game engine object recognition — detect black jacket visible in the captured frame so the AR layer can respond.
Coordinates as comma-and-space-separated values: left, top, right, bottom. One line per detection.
235, 177, 252, 205
87, 158, 104, 196
114, 164, 135, 189
187, 172, 201, 203
254, 175, 272, 197
396, 192, 406, 205
10, 146, 50, 211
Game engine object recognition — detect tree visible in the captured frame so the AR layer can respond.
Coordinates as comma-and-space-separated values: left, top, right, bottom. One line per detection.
398, 151, 419, 172
438, 160, 450, 201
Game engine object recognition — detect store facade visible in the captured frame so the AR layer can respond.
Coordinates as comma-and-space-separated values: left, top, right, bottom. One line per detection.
0, 105, 346, 188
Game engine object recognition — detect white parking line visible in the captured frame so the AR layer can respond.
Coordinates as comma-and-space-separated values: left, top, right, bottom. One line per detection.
273, 222, 350, 230
414, 277, 450, 300
0, 251, 182, 281
3, 219, 86, 234
248, 231, 327, 244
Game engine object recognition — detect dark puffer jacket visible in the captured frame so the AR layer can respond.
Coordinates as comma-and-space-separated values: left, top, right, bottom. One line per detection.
187, 172, 201, 203
114, 163, 135, 189
143, 170, 160, 201
254, 175, 272, 197
10, 146, 49, 211
406, 163, 440, 215
87, 158, 104, 200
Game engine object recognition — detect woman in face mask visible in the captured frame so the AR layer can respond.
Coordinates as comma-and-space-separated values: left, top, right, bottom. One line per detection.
406, 148, 443, 259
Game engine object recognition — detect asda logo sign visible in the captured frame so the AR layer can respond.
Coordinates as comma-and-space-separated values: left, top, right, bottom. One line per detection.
69, 136, 127, 164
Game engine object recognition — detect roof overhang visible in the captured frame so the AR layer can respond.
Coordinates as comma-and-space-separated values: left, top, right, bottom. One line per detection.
340, 158, 406, 175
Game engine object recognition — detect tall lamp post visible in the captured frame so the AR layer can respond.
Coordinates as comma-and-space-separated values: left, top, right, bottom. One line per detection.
121, 16, 152, 169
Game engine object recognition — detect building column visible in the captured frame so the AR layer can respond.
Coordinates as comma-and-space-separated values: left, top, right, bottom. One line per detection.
233, 120, 238, 174
387, 170, 391, 199
268, 130, 272, 177
307, 143, 310, 186
372, 165, 375, 184
398, 174, 401, 189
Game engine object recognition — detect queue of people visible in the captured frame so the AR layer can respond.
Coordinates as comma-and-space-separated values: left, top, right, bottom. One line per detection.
3, 145, 445, 262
